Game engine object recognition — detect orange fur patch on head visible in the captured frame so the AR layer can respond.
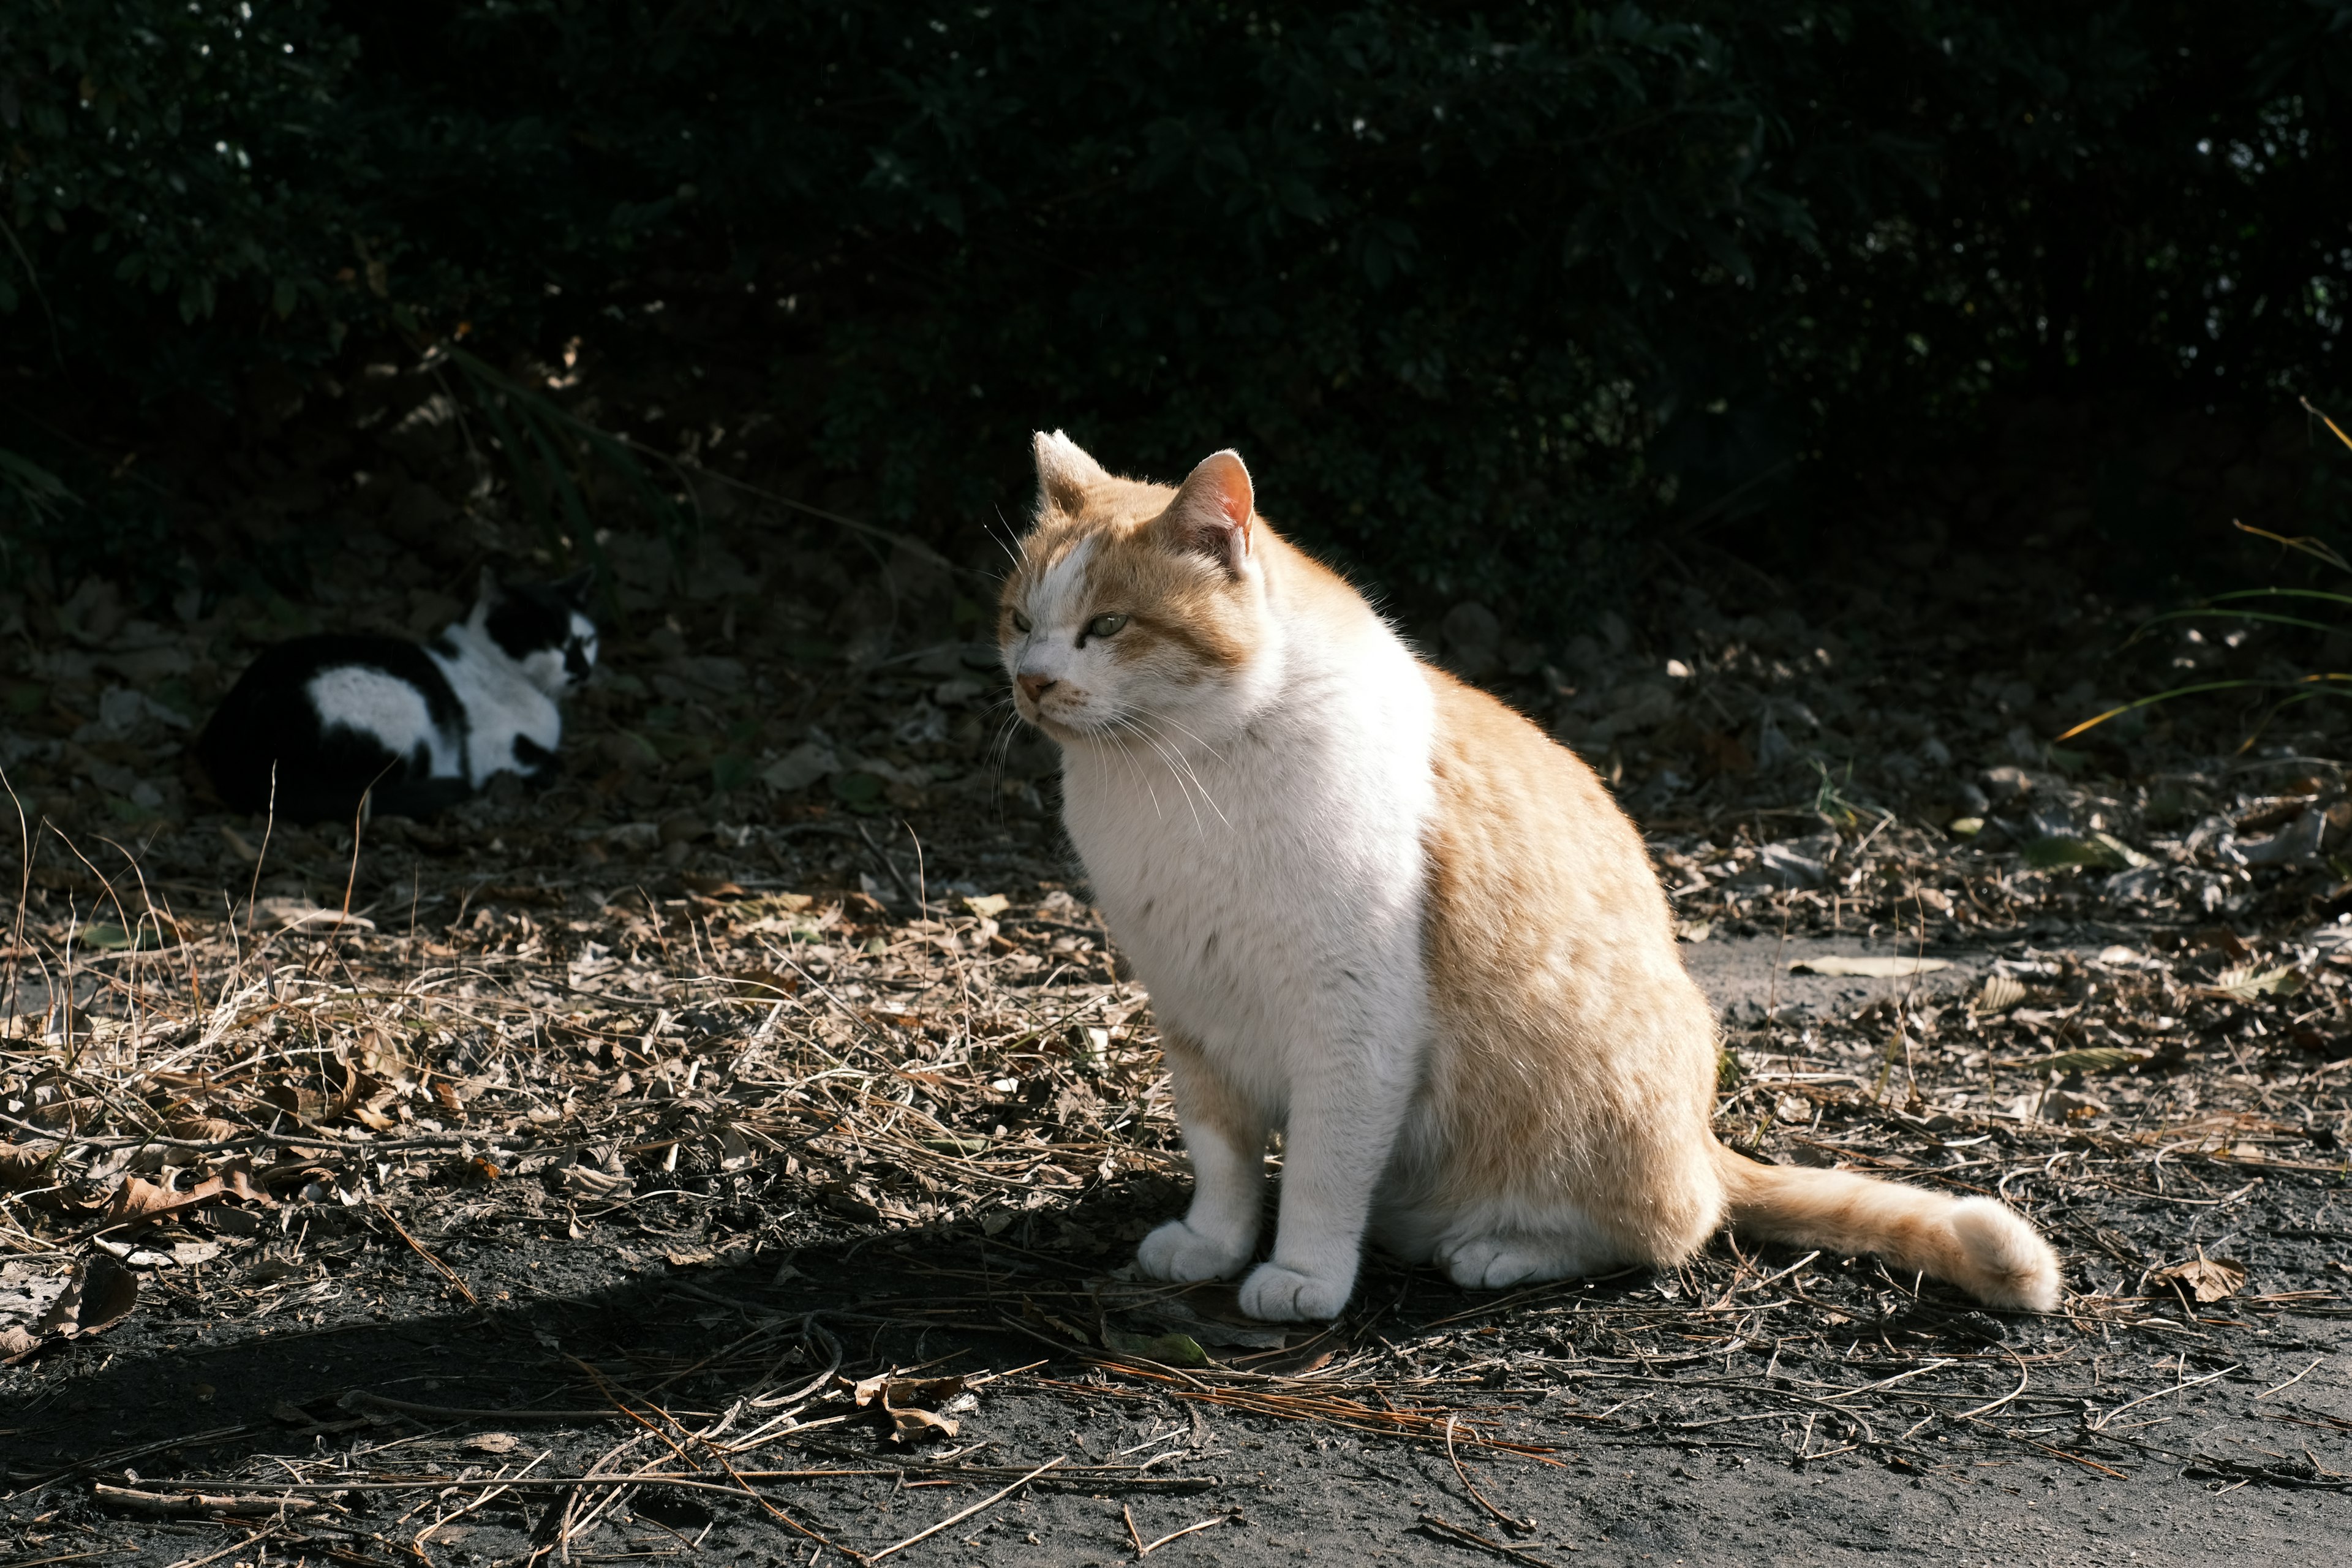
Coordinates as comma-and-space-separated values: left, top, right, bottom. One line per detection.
1000, 437, 1281, 735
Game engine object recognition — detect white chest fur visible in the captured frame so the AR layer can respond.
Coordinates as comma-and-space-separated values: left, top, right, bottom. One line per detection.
1058, 625, 1439, 1115
431, 625, 564, 786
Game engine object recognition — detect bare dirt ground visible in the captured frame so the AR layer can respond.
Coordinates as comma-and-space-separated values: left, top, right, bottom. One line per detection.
7, 371, 2352, 1564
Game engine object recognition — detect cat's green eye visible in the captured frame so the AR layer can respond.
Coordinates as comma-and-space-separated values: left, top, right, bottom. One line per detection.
1084, 612, 1130, 641
1011, 609, 1033, 634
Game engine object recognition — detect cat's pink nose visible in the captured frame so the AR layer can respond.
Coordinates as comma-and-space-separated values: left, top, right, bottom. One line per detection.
1017, 673, 1055, 703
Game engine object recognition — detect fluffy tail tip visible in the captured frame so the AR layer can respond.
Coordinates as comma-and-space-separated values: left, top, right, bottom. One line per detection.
1950, 1197, 2062, 1312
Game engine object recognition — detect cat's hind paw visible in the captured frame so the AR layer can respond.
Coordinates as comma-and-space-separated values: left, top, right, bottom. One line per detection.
1434, 1235, 1582, 1291
1137, 1219, 1251, 1283
1237, 1262, 1351, 1322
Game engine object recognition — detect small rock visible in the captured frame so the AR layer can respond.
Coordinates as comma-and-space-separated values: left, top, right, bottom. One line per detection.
1980, 765, 2032, 802
761, 739, 839, 793
598, 731, 662, 772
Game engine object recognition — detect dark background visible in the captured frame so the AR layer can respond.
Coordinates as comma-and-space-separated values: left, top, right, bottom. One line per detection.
5, 0, 2352, 638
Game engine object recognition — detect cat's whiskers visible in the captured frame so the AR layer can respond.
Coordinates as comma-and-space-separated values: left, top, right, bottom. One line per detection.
1129, 704, 1229, 767
1112, 710, 1226, 832
1102, 715, 1169, 823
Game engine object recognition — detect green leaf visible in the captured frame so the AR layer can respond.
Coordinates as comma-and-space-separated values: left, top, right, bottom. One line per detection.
831, 771, 884, 811
2013, 832, 2126, 870
1101, 1330, 1211, 1368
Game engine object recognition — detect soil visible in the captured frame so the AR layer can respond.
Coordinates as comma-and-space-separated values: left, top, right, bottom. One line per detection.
5, 910, 2351, 1568
8, 353, 2352, 1564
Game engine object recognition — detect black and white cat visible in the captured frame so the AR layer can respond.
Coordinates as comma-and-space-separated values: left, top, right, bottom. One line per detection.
197, 569, 598, 824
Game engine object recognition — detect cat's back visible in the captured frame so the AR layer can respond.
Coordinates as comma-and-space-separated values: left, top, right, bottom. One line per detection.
198, 632, 464, 815
1419, 665, 1681, 986
1416, 665, 1716, 1153
206, 633, 461, 737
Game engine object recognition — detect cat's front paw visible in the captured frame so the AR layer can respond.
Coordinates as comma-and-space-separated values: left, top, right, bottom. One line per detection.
1137, 1219, 1250, 1283
1237, 1262, 1351, 1321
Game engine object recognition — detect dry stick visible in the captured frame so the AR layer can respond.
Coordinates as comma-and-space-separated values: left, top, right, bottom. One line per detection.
159, 1526, 276, 1568
1122, 1503, 1146, 1556
706, 1446, 865, 1565
342, 1392, 628, 1423
92, 1483, 322, 1517
1135, 1517, 1226, 1556
342, 778, 380, 924
372, 1201, 479, 1306
413, 1448, 552, 1560
243, 761, 277, 943
2256, 1357, 2326, 1401
95, 832, 173, 1053
2086, 1361, 2239, 1431
1416, 1513, 1564, 1567
867, 1455, 1065, 1562
1444, 1415, 1535, 1535
903, 820, 929, 918
1, 764, 29, 1028
1950, 1344, 2030, 1422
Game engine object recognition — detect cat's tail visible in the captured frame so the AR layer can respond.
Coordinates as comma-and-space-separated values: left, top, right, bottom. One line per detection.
1711, 1142, 2061, 1311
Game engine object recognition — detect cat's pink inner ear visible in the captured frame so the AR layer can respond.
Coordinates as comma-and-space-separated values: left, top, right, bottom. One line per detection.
1167, 450, 1254, 572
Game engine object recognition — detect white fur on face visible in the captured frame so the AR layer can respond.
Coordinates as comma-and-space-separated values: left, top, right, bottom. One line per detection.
1007, 538, 1120, 736
1005, 536, 1268, 747
308, 667, 461, 774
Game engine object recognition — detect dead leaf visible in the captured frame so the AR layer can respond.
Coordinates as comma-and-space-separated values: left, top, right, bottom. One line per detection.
102, 1166, 273, 1226
1995, 1046, 2152, 1074
0, 1324, 39, 1362
1790, 955, 1951, 978
850, 1374, 970, 1441
2205, 965, 2302, 1001
1973, 974, 2030, 1015
0, 1142, 51, 1189
254, 897, 375, 932
728, 968, 802, 999
37, 1253, 139, 1338
464, 1432, 522, 1454
2149, 1255, 2247, 1304
962, 893, 1011, 919
163, 1115, 240, 1142
562, 1165, 633, 1198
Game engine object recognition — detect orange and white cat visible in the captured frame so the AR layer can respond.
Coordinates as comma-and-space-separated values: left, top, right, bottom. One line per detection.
1001, 432, 2062, 1321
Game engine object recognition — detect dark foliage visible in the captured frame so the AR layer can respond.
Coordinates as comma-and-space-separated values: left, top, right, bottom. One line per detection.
4, 2, 2351, 622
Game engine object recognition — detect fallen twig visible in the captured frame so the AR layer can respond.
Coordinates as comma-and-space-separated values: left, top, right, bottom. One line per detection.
868, 1454, 1065, 1562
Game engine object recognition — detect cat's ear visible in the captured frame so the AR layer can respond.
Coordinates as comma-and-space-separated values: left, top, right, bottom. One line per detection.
1163, 450, 1254, 574
552, 568, 597, 608
1033, 429, 1110, 514
473, 565, 506, 614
